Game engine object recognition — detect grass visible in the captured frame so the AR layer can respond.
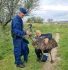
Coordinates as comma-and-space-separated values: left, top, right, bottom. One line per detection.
57, 28, 68, 70
0, 23, 68, 70
0, 26, 13, 60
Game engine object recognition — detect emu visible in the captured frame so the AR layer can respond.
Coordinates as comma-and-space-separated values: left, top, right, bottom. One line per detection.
29, 35, 58, 63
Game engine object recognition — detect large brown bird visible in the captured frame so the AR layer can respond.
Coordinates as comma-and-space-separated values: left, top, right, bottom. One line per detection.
29, 35, 58, 63
28, 24, 58, 63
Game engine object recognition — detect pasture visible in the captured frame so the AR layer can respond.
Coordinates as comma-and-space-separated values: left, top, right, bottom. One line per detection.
0, 23, 68, 70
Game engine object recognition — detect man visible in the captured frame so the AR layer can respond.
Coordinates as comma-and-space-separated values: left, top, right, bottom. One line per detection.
11, 8, 31, 68
35, 30, 52, 62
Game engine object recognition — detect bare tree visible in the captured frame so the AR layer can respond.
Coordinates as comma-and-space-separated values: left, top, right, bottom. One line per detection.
0, 0, 6, 10
0, 0, 6, 24
3, 0, 21, 26
23, 0, 39, 14
1, 0, 39, 27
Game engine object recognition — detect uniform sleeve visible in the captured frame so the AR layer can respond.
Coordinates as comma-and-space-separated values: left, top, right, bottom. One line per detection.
13, 21, 26, 37
42, 34, 52, 40
46, 34, 52, 39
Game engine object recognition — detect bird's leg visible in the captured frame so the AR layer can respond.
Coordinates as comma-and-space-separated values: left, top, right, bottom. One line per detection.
50, 52, 54, 63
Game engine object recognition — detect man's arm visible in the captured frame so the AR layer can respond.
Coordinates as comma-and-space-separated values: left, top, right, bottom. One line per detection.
12, 22, 31, 37
12, 20, 26, 37
42, 34, 52, 44
42, 34, 52, 40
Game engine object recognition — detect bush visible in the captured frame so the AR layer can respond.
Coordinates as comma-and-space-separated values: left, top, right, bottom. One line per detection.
26, 16, 44, 23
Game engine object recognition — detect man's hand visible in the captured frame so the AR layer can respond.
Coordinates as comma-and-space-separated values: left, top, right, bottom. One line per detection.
26, 31, 31, 35
44, 38, 49, 44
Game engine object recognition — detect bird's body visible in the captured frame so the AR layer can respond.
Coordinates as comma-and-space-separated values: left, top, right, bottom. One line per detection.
32, 36, 57, 51
31, 36, 58, 63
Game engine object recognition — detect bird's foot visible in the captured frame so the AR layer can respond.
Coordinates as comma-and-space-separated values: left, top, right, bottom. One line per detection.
51, 60, 54, 63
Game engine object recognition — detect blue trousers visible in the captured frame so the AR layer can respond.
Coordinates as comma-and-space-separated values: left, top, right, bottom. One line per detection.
35, 49, 48, 62
13, 38, 29, 65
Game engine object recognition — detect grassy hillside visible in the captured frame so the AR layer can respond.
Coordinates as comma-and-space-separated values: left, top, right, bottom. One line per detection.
0, 23, 68, 70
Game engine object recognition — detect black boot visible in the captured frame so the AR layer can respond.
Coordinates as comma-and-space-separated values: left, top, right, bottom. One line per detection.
16, 64, 25, 68
36, 57, 41, 61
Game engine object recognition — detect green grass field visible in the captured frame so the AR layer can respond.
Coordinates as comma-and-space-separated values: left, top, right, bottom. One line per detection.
0, 23, 68, 70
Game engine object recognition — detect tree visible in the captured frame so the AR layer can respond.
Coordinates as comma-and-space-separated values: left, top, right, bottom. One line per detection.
0, 0, 40, 26
3, 0, 21, 26
23, 0, 39, 14
27, 16, 44, 23
26, 18, 32, 23
0, 0, 6, 10
47, 19, 53, 23
0, 0, 6, 24
36, 17, 44, 23
31, 17, 36, 23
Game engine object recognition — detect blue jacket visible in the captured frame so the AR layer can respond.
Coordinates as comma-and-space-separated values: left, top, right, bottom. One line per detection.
41, 34, 52, 40
11, 15, 26, 37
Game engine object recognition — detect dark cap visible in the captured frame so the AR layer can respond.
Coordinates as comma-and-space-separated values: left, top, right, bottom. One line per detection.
20, 8, 27, 14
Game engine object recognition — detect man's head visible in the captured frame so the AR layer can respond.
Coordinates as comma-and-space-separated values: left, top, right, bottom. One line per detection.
18, 8, 27, 18
36, 30, 41, 37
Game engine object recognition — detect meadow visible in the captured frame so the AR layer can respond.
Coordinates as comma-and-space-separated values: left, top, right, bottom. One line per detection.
0, 23, 68, 70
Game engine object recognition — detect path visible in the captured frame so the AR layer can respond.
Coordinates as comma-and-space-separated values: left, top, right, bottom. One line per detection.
42, 33, 60, 70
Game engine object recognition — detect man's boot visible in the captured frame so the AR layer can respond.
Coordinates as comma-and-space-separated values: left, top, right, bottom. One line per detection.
16, 64, 25, 68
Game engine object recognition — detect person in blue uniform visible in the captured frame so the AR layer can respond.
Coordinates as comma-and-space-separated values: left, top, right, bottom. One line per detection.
11, 8, 31, 68
35, 30, 52, 62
